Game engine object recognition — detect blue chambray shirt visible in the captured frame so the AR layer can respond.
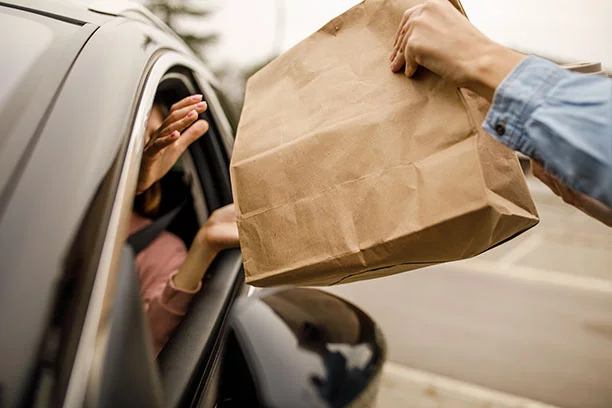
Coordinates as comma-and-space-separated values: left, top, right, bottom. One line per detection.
483, 56, 612, 208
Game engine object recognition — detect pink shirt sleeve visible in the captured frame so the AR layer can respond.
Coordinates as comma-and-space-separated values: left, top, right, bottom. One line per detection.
130, 213, 202, 357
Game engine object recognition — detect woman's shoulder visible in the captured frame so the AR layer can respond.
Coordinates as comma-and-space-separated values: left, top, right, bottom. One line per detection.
130, 212, 187, 254
153, 229, 187, 254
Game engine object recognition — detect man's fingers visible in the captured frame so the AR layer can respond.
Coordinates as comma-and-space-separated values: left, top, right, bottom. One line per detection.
169, 94, 203, 112
391, 26, 410, 72
390, 22, 408, 63
390, 20, 410, 62
404, 56, 419, 77
392, 6, 419, 52
390, 50, 406, 73
390, 10, 420, 74
400, 30, 419, 77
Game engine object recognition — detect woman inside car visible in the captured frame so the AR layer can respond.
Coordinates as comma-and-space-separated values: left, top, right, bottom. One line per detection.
131, 94, 240, 357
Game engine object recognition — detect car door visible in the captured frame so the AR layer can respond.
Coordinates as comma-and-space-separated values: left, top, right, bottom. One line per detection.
148, 67, 246, 408
47, 48, 243, 407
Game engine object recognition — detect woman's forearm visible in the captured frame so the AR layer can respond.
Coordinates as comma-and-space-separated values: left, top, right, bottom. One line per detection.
172, 242, 218, 291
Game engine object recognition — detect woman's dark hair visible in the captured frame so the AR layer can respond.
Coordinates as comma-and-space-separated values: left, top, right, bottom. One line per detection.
135, 181, 162, 218
134, 96, 169, 218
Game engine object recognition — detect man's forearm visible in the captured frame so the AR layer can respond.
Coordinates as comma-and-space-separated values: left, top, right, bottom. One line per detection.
482, 56, 612, 208
463, 44, 526, 101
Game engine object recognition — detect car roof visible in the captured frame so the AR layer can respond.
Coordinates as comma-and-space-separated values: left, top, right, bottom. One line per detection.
0, 0, 191, 200
0, 0, 200, 207
1, 0, 113, 25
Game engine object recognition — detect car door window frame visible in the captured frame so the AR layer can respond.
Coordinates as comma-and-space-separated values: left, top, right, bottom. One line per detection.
62, 51, 215, 408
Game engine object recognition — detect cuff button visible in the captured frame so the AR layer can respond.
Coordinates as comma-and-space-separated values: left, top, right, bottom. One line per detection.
495, 122, 506, 136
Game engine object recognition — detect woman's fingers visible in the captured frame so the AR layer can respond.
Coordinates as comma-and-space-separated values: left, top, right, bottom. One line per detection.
143, 97, 209, 157
146, 131, 180, 156
148, 97, 207, 145
212, 203, 237, 221
147, 118, 208, 158
169, 94, 203, 112
199, 204, 240, 250
176, 119, 209, 151
161, 108, 200, 137
161, 101, 208, 134
205, 222, 240, 249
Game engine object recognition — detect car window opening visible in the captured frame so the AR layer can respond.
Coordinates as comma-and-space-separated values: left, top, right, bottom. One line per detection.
129, 69, 237, 359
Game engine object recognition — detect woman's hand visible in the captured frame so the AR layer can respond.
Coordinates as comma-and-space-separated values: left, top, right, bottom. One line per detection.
137, 95, 210, 194
532, 161, 612, 227
172, 204, 240, 291
195, 204, 240, 251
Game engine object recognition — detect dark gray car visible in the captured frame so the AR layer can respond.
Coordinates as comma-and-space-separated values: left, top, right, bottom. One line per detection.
0, 2, 385, 407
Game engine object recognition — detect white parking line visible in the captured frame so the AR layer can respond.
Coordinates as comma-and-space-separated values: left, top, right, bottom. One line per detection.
497, 233, 543, 265
457, 258, 612, 295
378, 362, 560, 408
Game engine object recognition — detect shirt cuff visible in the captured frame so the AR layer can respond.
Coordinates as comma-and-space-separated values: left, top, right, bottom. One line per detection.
483, 55, 567, 156
159, 271, 202, 315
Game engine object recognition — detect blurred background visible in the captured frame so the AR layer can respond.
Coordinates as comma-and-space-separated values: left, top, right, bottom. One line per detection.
82, 0, 612, 406
126, 0, 364, 125
106, 0, 612, 126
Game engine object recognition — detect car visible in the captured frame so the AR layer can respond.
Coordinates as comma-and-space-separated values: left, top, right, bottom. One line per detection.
0, 1, 386, 407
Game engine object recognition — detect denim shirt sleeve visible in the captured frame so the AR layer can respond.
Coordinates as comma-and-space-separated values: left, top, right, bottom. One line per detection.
483, 55, 612, 208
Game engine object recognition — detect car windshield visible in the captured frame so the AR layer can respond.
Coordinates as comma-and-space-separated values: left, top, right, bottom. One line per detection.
0, 11, 53, 109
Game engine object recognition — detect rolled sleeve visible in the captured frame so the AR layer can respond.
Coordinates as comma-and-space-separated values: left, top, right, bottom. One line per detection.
482, 55, 612, 208
148, 272, 202, 357
484, 56, 567, 156
159, 272, 202, 315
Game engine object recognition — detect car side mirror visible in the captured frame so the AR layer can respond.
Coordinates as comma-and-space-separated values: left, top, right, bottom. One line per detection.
217, 288, 386, 408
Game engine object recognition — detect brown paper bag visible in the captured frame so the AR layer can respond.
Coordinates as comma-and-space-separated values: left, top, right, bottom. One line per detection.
562, 62, 606, 76
231, 0, 539, 287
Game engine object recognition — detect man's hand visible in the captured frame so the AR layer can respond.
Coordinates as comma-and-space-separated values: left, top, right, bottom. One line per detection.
389, 0, 525, 100
137, 95, 210, 194
532, 161, 612, 227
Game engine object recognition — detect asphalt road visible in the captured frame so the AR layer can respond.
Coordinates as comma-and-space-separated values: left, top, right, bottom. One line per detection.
325, 177, 612, 408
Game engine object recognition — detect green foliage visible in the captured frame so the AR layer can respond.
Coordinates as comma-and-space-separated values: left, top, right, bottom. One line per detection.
145, 0, 217, 52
